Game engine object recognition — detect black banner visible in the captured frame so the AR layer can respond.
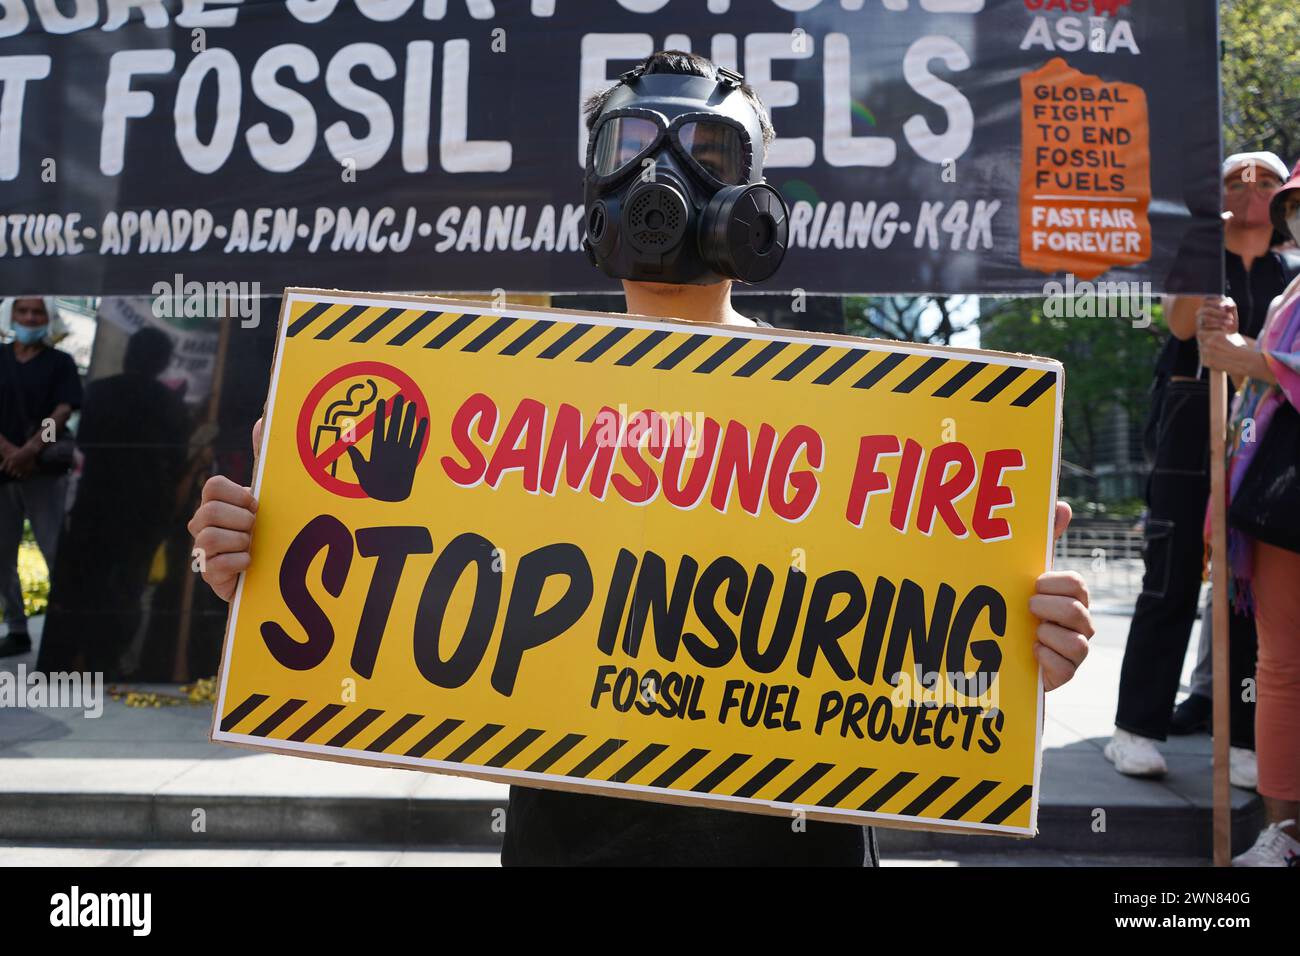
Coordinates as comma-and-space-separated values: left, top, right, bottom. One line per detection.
0, 0, 1222, 296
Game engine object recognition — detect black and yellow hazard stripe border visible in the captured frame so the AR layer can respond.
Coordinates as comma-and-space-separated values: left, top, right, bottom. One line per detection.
212, 692, 1036, 837
272, 289, 1062, 410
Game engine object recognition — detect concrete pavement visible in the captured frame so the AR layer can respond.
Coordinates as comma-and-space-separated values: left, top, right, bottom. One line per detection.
0, 842, 1204, 867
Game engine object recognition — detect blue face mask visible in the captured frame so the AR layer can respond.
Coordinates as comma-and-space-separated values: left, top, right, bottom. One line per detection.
12, 323, 48, 345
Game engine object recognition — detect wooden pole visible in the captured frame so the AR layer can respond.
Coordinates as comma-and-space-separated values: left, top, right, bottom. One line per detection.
1209, 367, 1231, 866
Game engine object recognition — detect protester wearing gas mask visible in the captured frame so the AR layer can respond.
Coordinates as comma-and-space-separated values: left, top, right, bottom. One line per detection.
0, 297, 81, 658
186, 51, 1093, 866
1194, 160, 1300, 867
1107, 153, 1300, 784
582, 60, 788, 305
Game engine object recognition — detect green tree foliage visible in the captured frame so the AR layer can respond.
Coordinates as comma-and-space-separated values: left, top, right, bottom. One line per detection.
1222, 0, 1300, 162
843, 294, 976, 344
979, 299, 1164, 477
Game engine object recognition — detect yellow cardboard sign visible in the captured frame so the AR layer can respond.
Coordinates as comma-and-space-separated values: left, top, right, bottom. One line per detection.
212, 289, 1063, 837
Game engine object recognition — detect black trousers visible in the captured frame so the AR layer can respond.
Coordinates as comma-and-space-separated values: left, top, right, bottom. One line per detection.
1115, 381, 1256, 746
502, 787, 877, 866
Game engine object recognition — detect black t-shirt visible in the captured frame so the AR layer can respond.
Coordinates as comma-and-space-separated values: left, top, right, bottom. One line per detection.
1161, 249, 1299, 380
0, 342, 82, 448
500, 316, 875, 867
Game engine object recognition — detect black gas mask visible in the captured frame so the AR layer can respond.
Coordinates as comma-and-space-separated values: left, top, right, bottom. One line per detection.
583, 66, 789, 286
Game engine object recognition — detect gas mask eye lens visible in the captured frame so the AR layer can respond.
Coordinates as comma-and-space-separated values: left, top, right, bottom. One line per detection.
677, 120, 746, 184
594, 116, 661, 176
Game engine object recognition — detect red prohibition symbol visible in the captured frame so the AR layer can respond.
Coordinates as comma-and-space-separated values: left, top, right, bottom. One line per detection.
296, 361, 431, 499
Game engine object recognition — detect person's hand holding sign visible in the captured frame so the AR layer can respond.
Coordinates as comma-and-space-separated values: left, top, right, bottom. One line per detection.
1033, 502, 1093, 692
1196, 295, 1239, 336
1197, 295, 1278, 385
187, 416, 263, 602
345, 395, 429, 502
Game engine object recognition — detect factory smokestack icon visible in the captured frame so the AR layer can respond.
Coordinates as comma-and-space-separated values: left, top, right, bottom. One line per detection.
313, 379, 378, 477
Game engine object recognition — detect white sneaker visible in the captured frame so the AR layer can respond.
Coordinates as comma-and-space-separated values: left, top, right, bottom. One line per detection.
1232, 820, 1300, 867
1229, 747, 1258, 790
1104, 729, 1168, 777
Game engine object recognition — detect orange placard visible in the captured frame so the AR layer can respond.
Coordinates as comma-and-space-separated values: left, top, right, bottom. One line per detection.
1019, 57, 1152, 281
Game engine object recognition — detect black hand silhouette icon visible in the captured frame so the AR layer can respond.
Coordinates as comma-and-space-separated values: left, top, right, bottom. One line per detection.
346, 395, 429, 502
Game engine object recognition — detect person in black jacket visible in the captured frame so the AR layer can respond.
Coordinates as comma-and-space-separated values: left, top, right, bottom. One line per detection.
0, 297, 81, 658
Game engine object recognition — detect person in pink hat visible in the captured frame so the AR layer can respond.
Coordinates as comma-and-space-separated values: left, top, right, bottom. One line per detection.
1198, 157, 1300, 866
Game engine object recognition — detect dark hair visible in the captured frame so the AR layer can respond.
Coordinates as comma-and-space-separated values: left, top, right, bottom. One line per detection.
582, 50, 776, 154
124, 326, 174, 378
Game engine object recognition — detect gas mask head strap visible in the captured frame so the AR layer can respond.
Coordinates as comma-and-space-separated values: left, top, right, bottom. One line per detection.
618, 62, 746, 93
714, 66, 744, 90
